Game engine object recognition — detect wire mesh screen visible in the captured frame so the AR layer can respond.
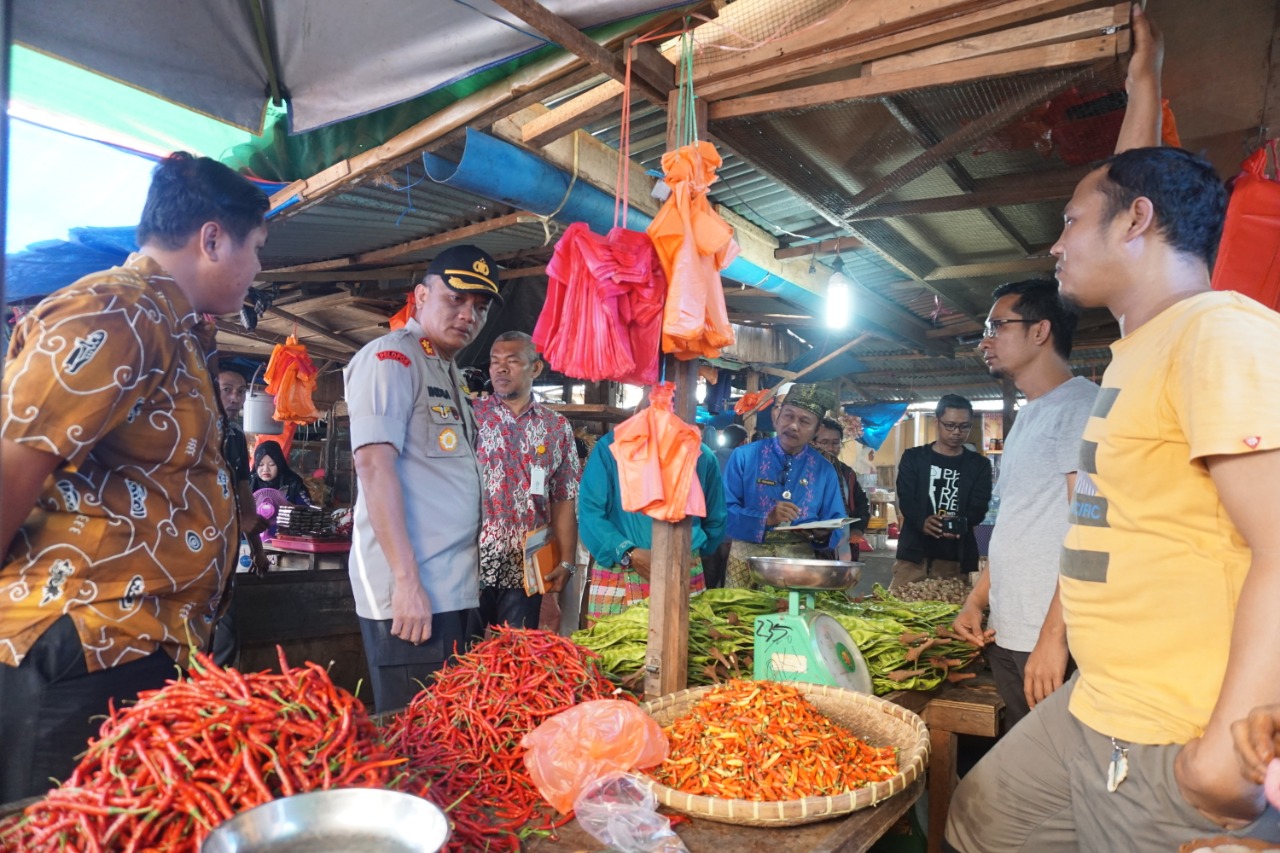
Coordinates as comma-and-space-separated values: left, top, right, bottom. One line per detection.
710, 60, 1129, 271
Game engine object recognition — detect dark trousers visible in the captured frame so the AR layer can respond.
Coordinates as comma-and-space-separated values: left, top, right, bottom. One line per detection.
210, 582, 239, 668
702, 541, 730, 589
0, 615, 177, 801
357, 609, 482, 714
479, 585, 542, 631
986, 642, 1076, 734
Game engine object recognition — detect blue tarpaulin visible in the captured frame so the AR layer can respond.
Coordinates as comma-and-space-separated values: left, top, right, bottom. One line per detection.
6, 226, 137, 301
6, 177, 291, 302
843, 402, 909, 451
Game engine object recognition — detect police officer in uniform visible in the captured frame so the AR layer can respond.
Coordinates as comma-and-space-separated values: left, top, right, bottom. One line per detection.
344, 245, 500, 712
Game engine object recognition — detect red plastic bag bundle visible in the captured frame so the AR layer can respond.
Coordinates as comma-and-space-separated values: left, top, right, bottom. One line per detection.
975, 88, 1181, 163
534, 222, 666, 385
610, 382, 706, 523
1212, 140, 1280, 310
521, 699, 668, 816
264, 335, 321, 424
647, 141, 738, 360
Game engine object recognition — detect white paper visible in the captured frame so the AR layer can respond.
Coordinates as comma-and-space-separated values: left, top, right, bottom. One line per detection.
775, 517, 860, 531
529, 466, 547, 497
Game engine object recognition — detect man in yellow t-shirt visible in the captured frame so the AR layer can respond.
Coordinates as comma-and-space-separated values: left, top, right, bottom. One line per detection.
945, 12, 1280, 851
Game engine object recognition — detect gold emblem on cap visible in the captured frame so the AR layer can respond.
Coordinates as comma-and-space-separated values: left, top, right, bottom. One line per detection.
472, 258, 490, 277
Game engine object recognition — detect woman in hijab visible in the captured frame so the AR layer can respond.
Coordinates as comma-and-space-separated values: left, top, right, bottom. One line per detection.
251, 440, 312, 505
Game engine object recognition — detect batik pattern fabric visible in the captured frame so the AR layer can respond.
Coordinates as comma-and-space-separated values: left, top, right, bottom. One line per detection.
474, 395, 579, 590
722, 439, 844, 545
1, 254, 237, 671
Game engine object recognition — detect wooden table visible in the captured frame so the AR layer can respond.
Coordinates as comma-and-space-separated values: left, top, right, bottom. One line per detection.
528, 777, 924, 853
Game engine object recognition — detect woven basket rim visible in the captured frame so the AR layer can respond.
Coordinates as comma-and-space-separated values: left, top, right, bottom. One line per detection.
638, 682, 930, 826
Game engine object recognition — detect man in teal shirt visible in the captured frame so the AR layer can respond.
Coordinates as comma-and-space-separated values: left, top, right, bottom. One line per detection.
578, 433, 726, 618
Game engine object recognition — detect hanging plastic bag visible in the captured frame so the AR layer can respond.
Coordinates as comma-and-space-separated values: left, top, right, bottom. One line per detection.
534, 223, 666, 385
647, 141, 738, 360
573, 773, 689, 853
611, 383, 706, 523
521, 699, 668, 816
1212, 140, 1280, 309
263, 335, 320, 424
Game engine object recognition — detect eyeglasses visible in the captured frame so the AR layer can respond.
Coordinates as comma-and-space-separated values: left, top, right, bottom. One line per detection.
938, 421, 972, 433
982, 318, 1036, 338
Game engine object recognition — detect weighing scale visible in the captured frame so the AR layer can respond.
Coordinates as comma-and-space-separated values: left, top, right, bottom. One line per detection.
749, 557, 873, 693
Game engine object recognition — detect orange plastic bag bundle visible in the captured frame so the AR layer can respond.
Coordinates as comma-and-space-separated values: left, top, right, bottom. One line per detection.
610, 382, 706, 523
1212, 140, 1280, 309
533, 222, 666, 385
263, 335, 321, 424
521, 699, 668, 816
647, 140, 738, 360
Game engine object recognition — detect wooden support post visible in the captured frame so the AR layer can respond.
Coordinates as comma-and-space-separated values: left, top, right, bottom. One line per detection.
645, 357, 699, 699
743, 370, 761, 438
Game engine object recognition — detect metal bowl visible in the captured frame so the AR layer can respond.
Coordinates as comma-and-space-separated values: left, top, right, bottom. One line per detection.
748, 557, 862, 591
201, 789, 450, 853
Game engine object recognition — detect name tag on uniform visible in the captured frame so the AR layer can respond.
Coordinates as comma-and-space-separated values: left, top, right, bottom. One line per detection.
530, 466, 547, 497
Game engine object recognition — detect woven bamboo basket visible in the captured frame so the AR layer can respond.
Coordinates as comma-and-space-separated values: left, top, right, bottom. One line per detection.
638, 682, 930, 827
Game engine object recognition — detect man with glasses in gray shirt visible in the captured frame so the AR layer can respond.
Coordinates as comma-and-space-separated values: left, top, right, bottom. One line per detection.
891, 395, 991, 590
953, 280, 1097, 732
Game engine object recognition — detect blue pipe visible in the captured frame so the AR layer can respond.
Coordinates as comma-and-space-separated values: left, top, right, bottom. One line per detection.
421, 129, 824, 314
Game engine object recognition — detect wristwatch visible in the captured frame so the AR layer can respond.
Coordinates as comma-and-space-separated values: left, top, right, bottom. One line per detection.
557, 560, 577, 577
619, 545, 635, 570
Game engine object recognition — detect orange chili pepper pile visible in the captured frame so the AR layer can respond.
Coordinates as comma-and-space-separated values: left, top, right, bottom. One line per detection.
0, 650, 399, 853
650, 679, 898, 801
386, 627, 625, 852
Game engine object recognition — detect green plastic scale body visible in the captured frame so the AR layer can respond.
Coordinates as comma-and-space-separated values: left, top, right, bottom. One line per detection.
752, 588, 873, 692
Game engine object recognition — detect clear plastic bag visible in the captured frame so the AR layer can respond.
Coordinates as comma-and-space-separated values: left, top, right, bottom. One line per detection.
521, 699, 667, 815
573, 772, 689, 853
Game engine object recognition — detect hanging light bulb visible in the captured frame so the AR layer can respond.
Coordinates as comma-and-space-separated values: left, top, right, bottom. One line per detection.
826, 255, 854, 328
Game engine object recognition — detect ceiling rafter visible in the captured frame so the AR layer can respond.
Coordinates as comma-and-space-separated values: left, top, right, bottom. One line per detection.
265, 212, 534, 274
486, 0, 673, 104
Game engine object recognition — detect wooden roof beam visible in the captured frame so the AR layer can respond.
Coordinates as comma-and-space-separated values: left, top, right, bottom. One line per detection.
774, 236, 864, 261
872, 4, 1128, 76
696, 0, 1058, 98
264, 213, 533, 274
257, 264, 423, 283
486, 0, 673, 105
843, 168, 1087, 221
708, 34, 1122, 122
261, 304, 365, 353
926, 256, 1056, 281
213, 320, 353, 363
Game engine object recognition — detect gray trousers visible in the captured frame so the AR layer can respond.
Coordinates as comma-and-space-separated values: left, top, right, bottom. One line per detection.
945, 674, 1280, 852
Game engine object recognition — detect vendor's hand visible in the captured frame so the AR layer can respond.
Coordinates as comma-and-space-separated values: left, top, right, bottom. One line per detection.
391, 581, 434, 646
1127, 3, 1164, 88
952, 600, 994, 648
627, 548, 652, 581
766, 501, 802, 527
544, 563, 570, 594
1176, 733, 1267, 830
1023, 633, 1068, 709
1231, 705, 1280, 785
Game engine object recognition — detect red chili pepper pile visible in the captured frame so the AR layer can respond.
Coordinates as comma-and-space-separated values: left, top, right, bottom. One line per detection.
0, 650, 398, 853
651, 679, 899, 801
385, 627, 623, 852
